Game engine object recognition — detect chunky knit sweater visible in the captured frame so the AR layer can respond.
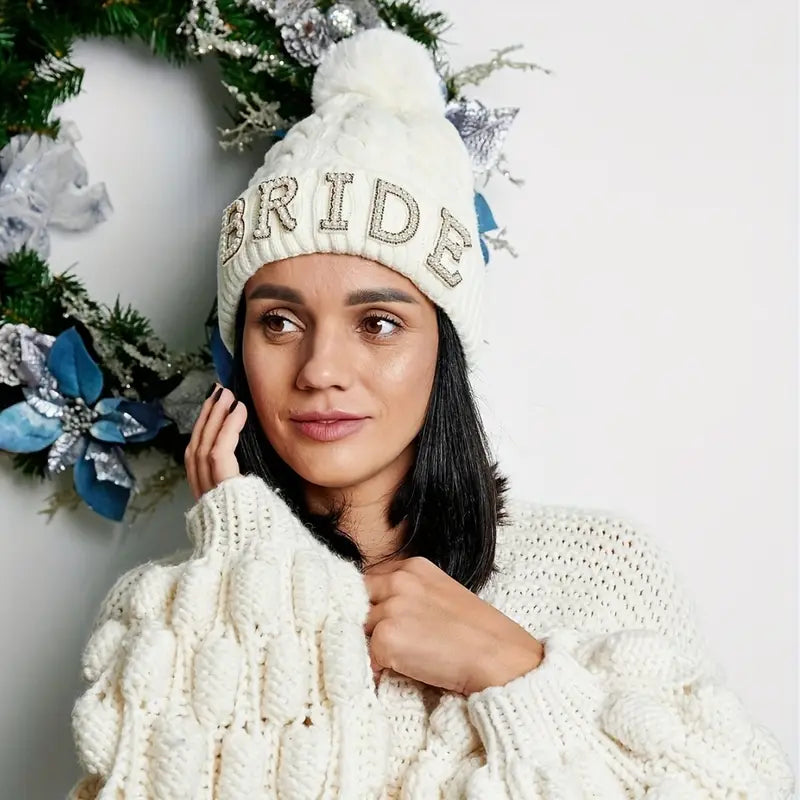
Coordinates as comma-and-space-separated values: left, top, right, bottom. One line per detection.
68, 474, 795, 799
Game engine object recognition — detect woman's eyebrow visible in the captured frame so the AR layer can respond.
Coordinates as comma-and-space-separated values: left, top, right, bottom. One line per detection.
346, 288, 418, 305
247, 284, 303, 303
247, 284, 418, 306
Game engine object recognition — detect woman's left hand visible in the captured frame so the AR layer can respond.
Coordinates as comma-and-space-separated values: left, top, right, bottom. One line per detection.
363, 556, 544, 696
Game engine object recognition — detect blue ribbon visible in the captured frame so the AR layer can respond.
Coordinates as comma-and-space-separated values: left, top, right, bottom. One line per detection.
474, 191, 498, 265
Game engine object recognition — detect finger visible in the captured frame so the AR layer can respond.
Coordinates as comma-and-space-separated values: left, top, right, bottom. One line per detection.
208, 399, 248, 486
185, 382, 219, 499
362, 568, 409, 605
363, 600, 389, 637
192, 384, 225, 496
196, 386, 236, 494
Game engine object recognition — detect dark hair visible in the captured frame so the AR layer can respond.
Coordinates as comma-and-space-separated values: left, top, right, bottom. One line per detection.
230, 291, 509, 594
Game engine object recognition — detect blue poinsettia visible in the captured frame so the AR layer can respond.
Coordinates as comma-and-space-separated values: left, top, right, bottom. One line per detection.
0, 326, 169, 521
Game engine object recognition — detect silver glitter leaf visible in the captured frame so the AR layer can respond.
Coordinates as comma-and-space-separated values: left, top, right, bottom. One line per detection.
445, 98, 519, 178
85, 440, 136, 490
0, 323, 55, 388
47, 430, 86, 476
116, 411, 149, 439
161, 367, 217, 435
22, 372, 66, 419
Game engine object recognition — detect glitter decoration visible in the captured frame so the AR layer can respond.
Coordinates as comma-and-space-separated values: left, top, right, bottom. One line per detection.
266, 0, 316, 26
326, 4, 358, 40
218, 83, 291, 152
85, 440, 136, 490
58, 288, 205, 400
47, 428, 88, 475
0, 326, 168, 519
0, 323, 55, 388
281, 7, 334, 67
340, 0, 384, 29
447, 43, 549, 96
445, 98, 519, 180
179, 0, 289, 72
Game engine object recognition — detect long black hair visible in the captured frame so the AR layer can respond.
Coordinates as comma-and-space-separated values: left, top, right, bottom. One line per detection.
230, 291, 509, 594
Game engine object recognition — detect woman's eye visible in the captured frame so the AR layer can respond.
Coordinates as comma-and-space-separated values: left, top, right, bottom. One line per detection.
259, 312, 299, 334
362, 315, 400, 337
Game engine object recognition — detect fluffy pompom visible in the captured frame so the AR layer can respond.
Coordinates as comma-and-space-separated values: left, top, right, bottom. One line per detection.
311, 28, 445, 116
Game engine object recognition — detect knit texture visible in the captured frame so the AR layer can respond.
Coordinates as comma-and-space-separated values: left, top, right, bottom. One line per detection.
216, 28, 485, 370
68, 475, 796, 799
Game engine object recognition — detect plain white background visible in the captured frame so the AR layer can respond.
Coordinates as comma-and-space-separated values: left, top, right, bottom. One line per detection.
0, 1, 795, 796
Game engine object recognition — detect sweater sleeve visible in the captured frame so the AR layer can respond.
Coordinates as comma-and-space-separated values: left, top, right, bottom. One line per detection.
67, 474, 391, 800
461, 518, 796, 800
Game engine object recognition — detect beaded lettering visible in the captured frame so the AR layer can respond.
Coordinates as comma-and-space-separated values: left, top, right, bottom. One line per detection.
425, 207, 470, 287
367, 178, 420, 245
219, 198, 245, 264
319, 171, 354, 232
253, 176, 299, 240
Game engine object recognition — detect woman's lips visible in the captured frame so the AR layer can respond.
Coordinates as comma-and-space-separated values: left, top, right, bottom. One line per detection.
290, 418, 368, 442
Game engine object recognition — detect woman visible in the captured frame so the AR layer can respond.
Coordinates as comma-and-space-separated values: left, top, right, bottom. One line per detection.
69, 28, 795, 800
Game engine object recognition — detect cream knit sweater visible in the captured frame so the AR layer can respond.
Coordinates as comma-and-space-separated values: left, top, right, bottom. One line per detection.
68, 474, 795, 799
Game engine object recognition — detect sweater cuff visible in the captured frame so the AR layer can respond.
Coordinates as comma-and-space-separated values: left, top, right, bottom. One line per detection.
465, 629, 609, 767
184, 473, 310, 557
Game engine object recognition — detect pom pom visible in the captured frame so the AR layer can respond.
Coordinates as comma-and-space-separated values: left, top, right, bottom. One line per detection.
311, 28, 445, 116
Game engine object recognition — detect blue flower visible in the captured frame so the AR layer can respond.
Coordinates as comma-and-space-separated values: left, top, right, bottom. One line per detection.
0, 326, 169, 521
474, 190, 499, 265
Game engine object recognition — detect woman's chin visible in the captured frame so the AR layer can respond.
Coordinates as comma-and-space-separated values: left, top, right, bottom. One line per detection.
282, 445, 377, 489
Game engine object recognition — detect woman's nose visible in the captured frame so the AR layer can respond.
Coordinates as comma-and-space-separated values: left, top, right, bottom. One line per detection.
294, 326, 356, 391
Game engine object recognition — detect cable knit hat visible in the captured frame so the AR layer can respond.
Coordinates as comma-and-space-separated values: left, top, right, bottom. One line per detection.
216, 27, 484, 369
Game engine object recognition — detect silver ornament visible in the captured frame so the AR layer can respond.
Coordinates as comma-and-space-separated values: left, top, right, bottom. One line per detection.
281, 7, 334, 66
268, 0, 316, 27
340, 0, 384, 30
326, 4, 358, 40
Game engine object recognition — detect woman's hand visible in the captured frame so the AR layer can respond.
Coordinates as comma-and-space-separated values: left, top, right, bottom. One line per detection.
184, 382, 248, 500
363, 556, 545, 696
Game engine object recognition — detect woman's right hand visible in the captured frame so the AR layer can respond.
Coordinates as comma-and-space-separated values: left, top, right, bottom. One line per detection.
184, 382, 248, 501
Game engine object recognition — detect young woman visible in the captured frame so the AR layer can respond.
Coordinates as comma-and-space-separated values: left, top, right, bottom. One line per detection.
68, 27, 794, 800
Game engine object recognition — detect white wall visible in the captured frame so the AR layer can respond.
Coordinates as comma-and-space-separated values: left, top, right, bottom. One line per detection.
0, 2, 795, 796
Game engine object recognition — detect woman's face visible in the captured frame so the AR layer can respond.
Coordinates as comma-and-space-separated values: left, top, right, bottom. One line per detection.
242, 253, 439, 491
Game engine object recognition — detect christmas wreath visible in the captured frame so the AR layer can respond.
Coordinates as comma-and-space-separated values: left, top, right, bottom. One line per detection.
0, 0, 547, 522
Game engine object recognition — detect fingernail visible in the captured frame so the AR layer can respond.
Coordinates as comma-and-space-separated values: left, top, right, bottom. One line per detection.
228, 399, 239, 414
206, 382, 217, 398
213, 386, 224, 402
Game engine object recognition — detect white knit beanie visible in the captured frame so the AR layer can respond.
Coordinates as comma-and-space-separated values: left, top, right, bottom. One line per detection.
216, 27, 484, 369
